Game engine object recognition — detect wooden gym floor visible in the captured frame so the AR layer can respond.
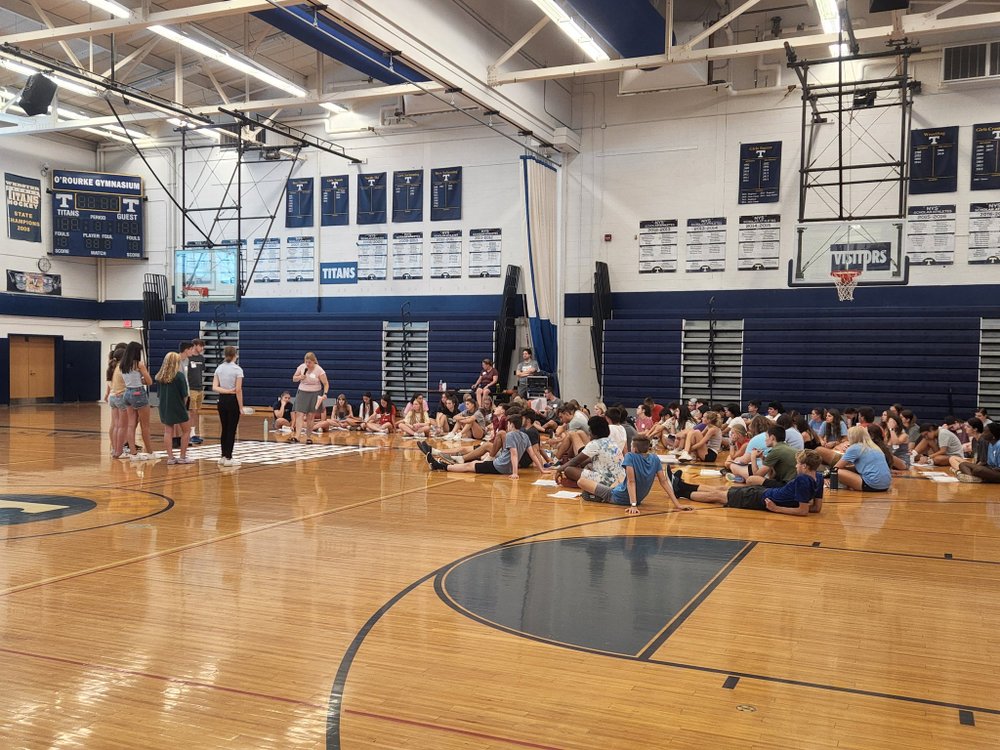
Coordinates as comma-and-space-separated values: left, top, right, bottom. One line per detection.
2, 404, 999, 749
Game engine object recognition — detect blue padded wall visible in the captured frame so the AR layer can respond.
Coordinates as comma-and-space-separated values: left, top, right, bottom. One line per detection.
427, 319, 495, 395
148, 321, 200, 382
601, 319, 682, 407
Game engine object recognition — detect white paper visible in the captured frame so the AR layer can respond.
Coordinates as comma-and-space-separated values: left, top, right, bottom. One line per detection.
930, 476, 959, 483
700, 469, 723, 476
533, 479, 558, 486
658, 454, 678, 464
549, 490, 582, 499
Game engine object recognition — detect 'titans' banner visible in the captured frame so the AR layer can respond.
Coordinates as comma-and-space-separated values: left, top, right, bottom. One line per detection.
5, 173, 42, 243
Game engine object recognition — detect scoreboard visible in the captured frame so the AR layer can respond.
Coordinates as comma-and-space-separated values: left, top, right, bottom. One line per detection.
51, 170, 145, 259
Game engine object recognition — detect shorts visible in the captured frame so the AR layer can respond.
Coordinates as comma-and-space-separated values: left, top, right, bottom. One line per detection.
474, 461, 506, 475
861, 482, 890, 492
188, 390, 205, 410
294, 389, 323, 413
705, 448, 718, 462
724, 486, 768, 510
123, 387, 149, 409
584, 483, 620, 504
109, 393, 127, 410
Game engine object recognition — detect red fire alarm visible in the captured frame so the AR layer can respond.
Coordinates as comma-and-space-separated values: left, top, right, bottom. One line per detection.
603, 233, 612, 242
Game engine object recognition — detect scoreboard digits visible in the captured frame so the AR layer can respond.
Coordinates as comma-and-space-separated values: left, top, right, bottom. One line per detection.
51, 170, 145, 259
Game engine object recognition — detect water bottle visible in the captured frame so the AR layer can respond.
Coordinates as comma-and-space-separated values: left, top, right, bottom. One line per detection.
442, 381, 447, 391
829, 467, 839, 490
438, 380, 444, 392
263, 418, 269, 440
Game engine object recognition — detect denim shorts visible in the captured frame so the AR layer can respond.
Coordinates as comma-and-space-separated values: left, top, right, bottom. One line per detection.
109, 393, 127, 410
123, 387, 149, 409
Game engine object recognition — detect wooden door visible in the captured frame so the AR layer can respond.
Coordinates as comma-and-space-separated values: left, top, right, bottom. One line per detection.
9, 335, 55, 401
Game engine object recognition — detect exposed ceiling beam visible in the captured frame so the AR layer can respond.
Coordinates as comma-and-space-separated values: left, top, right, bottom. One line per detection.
492, 16, 550, 71
0, 0, 301, 46
25, 0, 84, 70
493, 9, 1000, 84
682, 0, 763, 51
923, 0, 971, 18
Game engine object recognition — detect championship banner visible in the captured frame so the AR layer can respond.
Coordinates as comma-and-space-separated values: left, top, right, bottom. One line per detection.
392, 231, 424, 279
285, 236, 315, 282
430, 229, 462, 278
737, 214, 780, 270
357, 233, 388, 280
5, 173, 41, 243
910, 126, 958, 194
431, 167, 462, 221
686, 217, 727, 272
638, 220, 678, 273
320, 175, 349, 226
738, 141, 781, 204
906, 205, 955, 266
392, 169, 423, 223
468, 228, 502, 278
357, 173, 387, 224
971, 122, 1000, 191
286, 177, 314, 228
7, 269, 61, 295
968, 202, 1000, 264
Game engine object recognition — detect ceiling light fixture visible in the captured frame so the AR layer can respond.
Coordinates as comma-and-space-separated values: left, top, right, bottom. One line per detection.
526, 0, 610, 62
150, 24, 308, 98
78, 0, 132, 19
320, 102, 348, 114
167, 117, 223, 141
815, 0, 841, 34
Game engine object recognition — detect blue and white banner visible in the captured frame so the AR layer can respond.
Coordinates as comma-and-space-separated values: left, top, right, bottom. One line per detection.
286, 177, 314, 228
392, 231, 423, 279
686, 217, 727, 272
468, 228, 502, 278
357, 173, 387, 224
969, 202, 1000, 264
737, 214, 780, 270
430, 230, 462, 278
638, 219, 678, 273
286, 236, 315, 282
321, 175, 349, 226
431, 167, 462, 221
906, 205, 955, 266
357, 233, 388, 279
971, 122, 1000, 191
5, 172, 41, 243
320, 262, 358, 284
910, 126, 958, 194
738, 141, 781, 204
392, 169, 423, 223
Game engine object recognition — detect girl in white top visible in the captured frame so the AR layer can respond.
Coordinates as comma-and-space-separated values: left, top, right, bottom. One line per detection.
119, 341, 154, 461
398, 393, 434, 437
212, 346, 245, 467
290, 352, 329, 444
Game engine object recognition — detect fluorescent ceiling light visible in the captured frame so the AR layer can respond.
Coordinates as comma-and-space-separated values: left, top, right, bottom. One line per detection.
829, 43, 850, 56
320, 102, 348, 114
526, 0, 610, 62
150, 24, 308, 98
104, 123, 147, 139
82, 126, 132, 144
168, 117, 223, 141
79, 0, 132, 19
815, 0, 841, 34
49, 74, 100, 97
0, 58, 39, 77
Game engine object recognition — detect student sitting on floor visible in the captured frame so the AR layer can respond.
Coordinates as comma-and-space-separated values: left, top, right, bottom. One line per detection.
316, 393, 355, 431
883, 410, 912, 469
555, 416, 624, 490
776, 414, 805, 451
434, 392, 460, 435
271, 391, 294, 430
424, 414, 546, 479
363, 394, 398, 434
740, 425, 798, 487
808, 408, 825, 435
634, 403, 654, 435
956, 422, 1000, 483
398, 393, 434, 438
606, 406, 629, 452
820, 425, 893, 492
677, 410, 723, 463
951, 418, 984, 471
574, 436, 692, 515
724, 415, 770, 480
975, 406, 992, 426
868, 424, 906, 472
914, 422, 965, 466
819, 408, 849, 450
671, 449, 824, 516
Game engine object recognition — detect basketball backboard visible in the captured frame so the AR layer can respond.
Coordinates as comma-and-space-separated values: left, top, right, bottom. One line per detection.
788, 220, 910, 287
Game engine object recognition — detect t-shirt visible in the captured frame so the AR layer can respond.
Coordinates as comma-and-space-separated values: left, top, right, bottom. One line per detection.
808, 418, 824, 434
492, 429, 532, 473
727, 416, 747, 431
650, 404, 664, 422
937, 427, 965, 457
187, 353, 205, 391
622, 423, 637, 452
437, 402, 459, 420
376, 405, 396, 424
635, 416, 654, 432
516, 358, 539, 381
906, 424, 921, 444
492, 414, 508, 432
819, 421, 850, 442
582, 436, 625, 487
214, 361, 243, 391
763, 442, 799, 483
479, 367, 499, 386
744, 432, 769, 467
763, 472, 824, 508
608, 424, 627, 452
295, 363, 326, 392
784, 428, 805, 451
842, 443, 892, 490
988, 441, 1000, 469
568, 411, 589, 432
271, 398, 293, 421
610, 452, 662, 506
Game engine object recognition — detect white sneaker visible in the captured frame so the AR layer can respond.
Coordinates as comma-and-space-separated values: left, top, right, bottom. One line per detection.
678, 451, 694, 462
224, 459, 241, 468
218, 457, 228, 466
131, 452, 152, 461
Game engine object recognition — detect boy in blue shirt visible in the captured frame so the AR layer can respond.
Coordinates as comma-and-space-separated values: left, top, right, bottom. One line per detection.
671, 449, 824, 516
577, 436, 693, 515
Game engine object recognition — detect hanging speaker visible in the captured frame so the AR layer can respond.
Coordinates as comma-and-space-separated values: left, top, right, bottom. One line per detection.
18, 73, 58, 116
869, 0, 910, 12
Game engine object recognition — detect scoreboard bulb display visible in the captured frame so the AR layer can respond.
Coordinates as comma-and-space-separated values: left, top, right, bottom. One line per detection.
50, 169, 145, 260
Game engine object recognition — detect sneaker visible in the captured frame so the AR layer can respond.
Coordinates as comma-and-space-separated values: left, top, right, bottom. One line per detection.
417, 441, 432, 457
225, 459, 241, 468
218, 458, 228, 466
678, 451, 694, 462
482, 452, 493, 461
177, 457, 196, 464
725, 473, 746, 483
190, 436, 204, 445
581, 491, 596, 501
956, 473, 983, 483
167, 457, 179, 465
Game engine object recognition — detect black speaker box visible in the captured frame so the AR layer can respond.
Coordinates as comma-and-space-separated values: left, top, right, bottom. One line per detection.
869, 0, 910, 12
19, 73, 57, 116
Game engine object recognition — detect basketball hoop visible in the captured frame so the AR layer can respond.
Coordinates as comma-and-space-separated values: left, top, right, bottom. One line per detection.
831, 271, 861, 302
183, 286, 208, 313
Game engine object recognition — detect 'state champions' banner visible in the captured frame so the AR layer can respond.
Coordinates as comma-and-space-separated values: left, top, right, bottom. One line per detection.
5, 173, 42, 243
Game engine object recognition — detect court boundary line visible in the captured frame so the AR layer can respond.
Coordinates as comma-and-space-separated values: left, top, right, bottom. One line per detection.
1, 489, 174, 542
0, 478, 460, 598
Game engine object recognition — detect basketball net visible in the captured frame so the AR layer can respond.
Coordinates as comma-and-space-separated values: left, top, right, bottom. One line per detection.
831, 271, 860, 302
184, 286, 208, 313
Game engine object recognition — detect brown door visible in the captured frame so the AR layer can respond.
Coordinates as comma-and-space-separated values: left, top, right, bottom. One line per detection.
9, 335, 56, 402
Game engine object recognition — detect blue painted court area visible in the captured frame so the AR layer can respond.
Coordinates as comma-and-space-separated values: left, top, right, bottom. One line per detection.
441, 536, 748, 656
0, 494, 96, 526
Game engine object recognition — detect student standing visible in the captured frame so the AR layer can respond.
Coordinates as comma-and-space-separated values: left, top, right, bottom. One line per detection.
120, 341, 154, 461
187, 338, 206, 444
155, 352, 193, 464
212, 346, 244, 467
290, 352, 329, 444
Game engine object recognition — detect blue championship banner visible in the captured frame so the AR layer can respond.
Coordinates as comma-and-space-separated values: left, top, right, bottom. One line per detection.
357, 172, 387, 225
910, 126, 958, 194
321, 175, 349, 226
431, 167, 462, 221
738, 141, 781, 204
971, 122, 1000, 191
51, 170, 144, 258
286, 177, 314, 228
5, 173, 42, 243
392, 169, 423, 223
